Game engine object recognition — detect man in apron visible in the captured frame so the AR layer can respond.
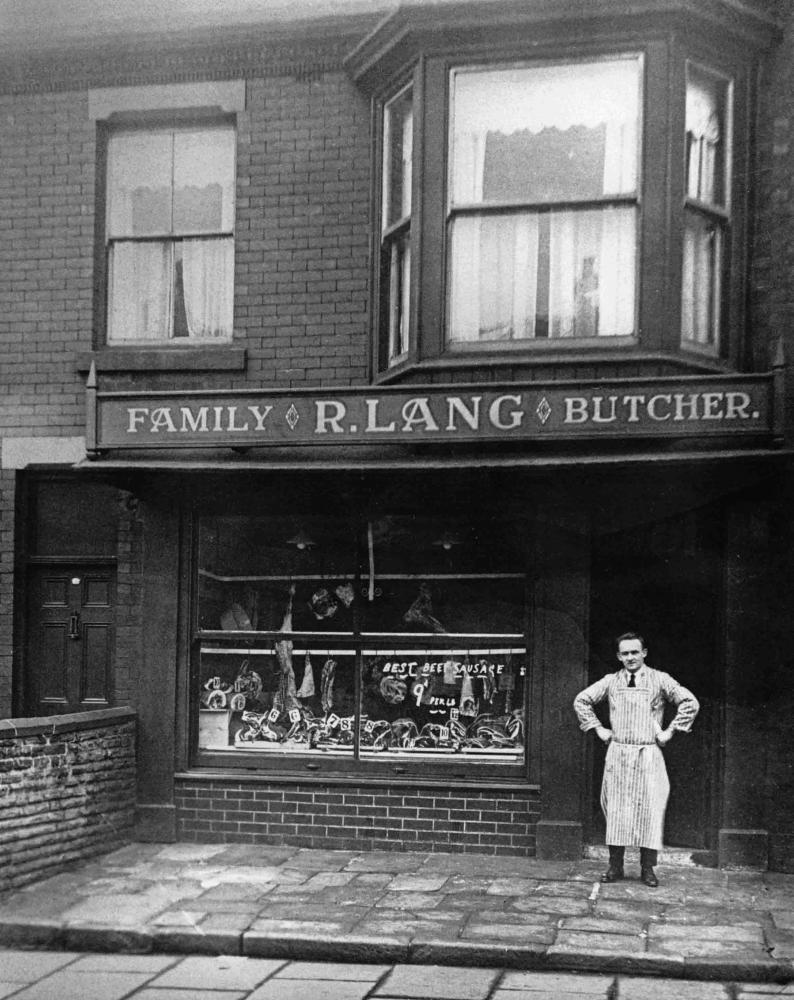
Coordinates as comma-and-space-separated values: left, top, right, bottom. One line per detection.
574, 632, 699, 887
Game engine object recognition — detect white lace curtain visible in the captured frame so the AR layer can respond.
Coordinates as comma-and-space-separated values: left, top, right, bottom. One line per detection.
108, 238, 233, 342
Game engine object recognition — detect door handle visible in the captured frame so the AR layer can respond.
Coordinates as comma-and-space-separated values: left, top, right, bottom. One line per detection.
68, 611, 81, 640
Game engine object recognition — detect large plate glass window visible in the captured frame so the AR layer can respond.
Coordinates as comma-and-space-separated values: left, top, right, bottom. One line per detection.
447, 57, 641, 345
195, 513, 527, 770
380, 86, 414, 366
681, 63, 732, 353
106, 124, 235, 343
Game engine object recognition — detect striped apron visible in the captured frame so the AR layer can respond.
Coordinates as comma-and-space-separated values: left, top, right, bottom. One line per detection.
601, 679, 670, 850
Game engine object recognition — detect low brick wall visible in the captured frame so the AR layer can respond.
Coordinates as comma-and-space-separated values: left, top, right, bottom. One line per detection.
0, 707, 136, 892
175, 777, 539, 855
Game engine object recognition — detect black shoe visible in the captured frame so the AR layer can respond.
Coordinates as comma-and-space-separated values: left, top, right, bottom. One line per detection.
600, 867, 624, 883
641, 867, 659, 887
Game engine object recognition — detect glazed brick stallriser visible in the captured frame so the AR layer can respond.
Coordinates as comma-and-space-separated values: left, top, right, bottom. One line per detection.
175, 779, 540, 855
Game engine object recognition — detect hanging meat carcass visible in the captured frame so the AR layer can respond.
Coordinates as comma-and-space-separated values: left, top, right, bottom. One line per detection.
273, 584, 299, 716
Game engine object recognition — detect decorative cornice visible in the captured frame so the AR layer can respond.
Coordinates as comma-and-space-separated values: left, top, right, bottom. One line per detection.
0, 16, 381, 96
344, 0, 784, 90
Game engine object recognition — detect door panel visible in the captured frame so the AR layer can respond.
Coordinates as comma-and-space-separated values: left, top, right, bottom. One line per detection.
81, 623, 112, 704
27, 565, 115, 716
40, 622, 69, 707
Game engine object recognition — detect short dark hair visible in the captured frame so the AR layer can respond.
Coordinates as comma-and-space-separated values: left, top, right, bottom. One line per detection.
616, 631, 646, 650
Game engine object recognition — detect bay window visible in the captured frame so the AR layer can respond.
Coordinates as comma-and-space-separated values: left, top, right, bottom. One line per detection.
106, 123, 235, 343
351, 3, 765, 378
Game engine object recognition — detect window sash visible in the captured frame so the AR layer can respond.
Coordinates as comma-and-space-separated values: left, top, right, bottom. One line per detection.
449, 57, 642, 209
107, 235, 234, 343
106, 126, 235, 239
681, 208, 723, 351
447, 204, 637, 343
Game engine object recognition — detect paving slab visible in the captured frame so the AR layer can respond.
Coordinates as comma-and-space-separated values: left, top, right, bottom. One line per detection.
511, 895, 590, 916
273, 961, 390, 980
461, 922, 556, 944
345, 853, 430, 874
147, 955, 285, 990
618, 977, 730, 999
374, 964, 500, 999
248, 981, 372, 1000
0, 950, 80, 981
500, 971, 615, 992
66, 953, 178, 973
5, 970, 156, 1000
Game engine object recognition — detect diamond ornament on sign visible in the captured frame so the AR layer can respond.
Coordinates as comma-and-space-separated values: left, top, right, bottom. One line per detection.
536, 397, 552, 425
285, 404, 300, 430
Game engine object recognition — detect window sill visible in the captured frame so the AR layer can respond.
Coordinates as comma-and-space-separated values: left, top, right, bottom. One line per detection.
375, 347, 734, 384
77, 346, 247, 374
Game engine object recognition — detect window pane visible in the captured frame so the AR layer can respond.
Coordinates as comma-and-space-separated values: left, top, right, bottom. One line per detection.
107, 240, 173, 341
682, 210, 722, 348
180, 237, 234, 339
107, 132, 173, 238
382, 88, 413, 229
686, 65, 730, 208
173, 128, 236, 234
198, 515, 356, 634
385, 232, 411, 361
358, 514, 526, 763
448, 206, 636, 342
450, 59, 640, 206
360, 645, 526, 762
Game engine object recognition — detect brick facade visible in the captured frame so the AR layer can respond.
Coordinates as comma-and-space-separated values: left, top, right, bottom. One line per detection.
0, 1, 792, 871
0, 708, 136, 891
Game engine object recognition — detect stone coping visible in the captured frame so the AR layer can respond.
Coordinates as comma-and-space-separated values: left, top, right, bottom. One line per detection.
0, 706, 136, 739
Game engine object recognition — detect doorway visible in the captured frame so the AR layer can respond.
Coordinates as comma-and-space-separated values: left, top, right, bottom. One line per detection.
588, 508, 721, 851
25, 563, 115, 715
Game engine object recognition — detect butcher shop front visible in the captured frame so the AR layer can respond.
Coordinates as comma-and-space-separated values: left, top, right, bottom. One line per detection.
71, 366, 787, 865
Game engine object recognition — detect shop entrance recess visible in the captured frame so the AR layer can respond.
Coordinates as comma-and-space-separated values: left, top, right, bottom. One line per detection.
589, 507, 721, 853
25, 562, 116, 716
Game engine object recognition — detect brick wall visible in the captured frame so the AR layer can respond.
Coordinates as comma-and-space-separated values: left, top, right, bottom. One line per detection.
0, 90, 94, 436
0, 708, 136, 891
175, 778, 540, 856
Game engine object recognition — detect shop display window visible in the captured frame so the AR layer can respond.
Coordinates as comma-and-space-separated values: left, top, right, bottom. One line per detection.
195, 513, 527, 771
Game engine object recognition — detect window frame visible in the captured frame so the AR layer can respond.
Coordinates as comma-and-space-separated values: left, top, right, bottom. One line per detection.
444, 54, 644, 349
679, 58, 735, 359
95, 109, 238, 351
368, 27, 757, 380
379, 83, 415, 369
188, 504, 533, 784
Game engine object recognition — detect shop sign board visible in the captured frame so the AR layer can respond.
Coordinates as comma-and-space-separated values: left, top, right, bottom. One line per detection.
87, 371, 777, 453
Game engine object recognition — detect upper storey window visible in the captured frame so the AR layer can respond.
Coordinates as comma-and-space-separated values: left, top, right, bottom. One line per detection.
682, 64, 732, 354
447, 58, 640, 346
381, 86, 414, 366
106, 124, 235, 343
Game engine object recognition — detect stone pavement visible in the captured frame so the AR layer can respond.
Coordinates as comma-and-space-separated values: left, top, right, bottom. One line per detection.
0, 844, 792, 986
1, 953, 794, 1000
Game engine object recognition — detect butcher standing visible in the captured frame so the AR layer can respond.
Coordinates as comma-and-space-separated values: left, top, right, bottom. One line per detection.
573, 632, 699, 887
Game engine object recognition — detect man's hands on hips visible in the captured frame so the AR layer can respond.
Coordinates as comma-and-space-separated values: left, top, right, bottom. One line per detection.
595, 726, 612, 743
654, 723, 673, 746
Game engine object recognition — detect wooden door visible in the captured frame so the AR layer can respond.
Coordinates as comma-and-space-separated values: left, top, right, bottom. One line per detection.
26, 564, 115, 715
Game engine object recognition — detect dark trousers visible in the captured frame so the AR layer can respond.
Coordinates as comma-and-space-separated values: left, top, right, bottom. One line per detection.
608, 846, 658, 869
